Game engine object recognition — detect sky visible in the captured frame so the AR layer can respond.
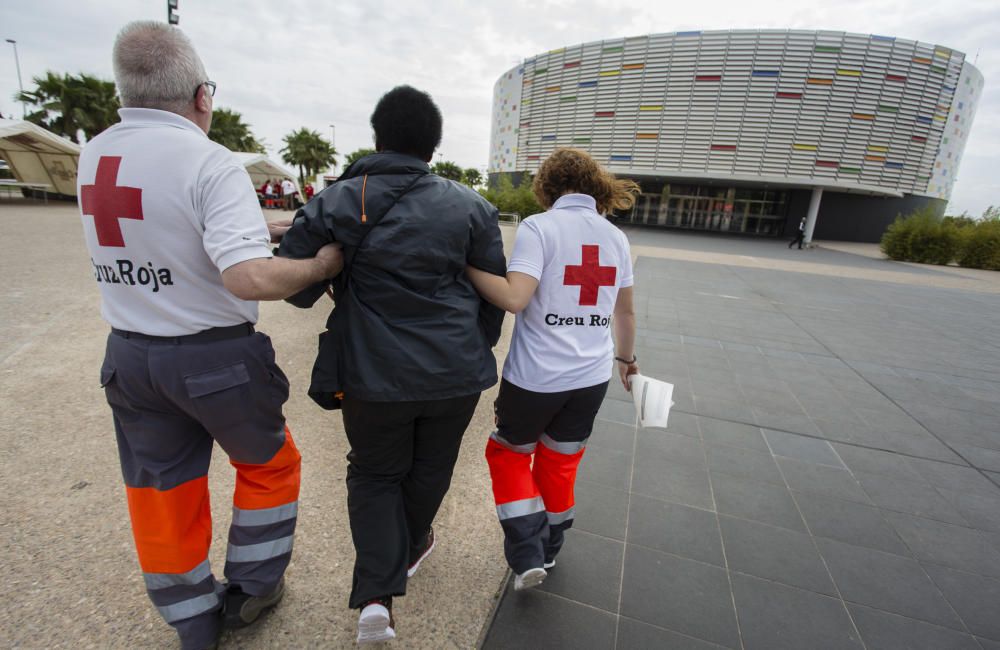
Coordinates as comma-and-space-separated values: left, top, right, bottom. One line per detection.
1, 0, 997, 216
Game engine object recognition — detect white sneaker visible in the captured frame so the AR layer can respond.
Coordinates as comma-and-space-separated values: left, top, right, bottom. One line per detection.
543, 559, 556, 570
514, 567, 547, 591
357, 600, 396, 644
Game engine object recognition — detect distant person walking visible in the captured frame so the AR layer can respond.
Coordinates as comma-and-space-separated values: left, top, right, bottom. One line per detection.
78, 21, 342, 649
466, 147, 640, 591
279, 85, 506, 644
789, 216, 807, 249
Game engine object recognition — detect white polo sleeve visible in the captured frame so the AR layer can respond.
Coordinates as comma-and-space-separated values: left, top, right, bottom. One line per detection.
200, 160, 273, 272
618, 230, 634, 288
506, 219, 544, 280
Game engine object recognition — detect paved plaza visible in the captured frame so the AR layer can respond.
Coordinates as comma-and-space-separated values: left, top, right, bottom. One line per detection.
484, 227, 1000, 649
2, 200, 999, 649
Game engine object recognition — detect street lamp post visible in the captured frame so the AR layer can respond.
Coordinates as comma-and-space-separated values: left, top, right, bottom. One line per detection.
5, 39, 25, 119
328, 124, 336, 149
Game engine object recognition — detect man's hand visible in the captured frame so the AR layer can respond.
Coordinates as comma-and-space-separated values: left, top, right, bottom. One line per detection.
314, 242, 344, 278
268, 218, 294, 243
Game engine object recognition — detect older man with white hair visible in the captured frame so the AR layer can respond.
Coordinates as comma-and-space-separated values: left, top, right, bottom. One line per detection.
78, 21, 342, 649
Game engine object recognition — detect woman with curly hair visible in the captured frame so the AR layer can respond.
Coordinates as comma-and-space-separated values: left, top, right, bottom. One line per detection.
467, 147, 641, 590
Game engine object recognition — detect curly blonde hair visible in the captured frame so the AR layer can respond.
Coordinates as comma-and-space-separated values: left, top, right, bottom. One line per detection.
532, 148, 641, 214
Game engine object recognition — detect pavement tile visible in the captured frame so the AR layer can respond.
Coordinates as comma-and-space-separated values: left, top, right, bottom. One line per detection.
977, 637, 1000, 650
588, 420, 636, 452
705, 443, 784, 486
665, 410, 701, 439
627, 494, 724, 566
695, 397, 755, 423
877, 429, 967, 464
573, 479, 629, 540
616, 618, 730, 650
763, 429, 845, 467
935, 488, 1000, 532
698, 417, 769, 452
631, 457, 715, 511
794, 491, 910, 555
833, 444, 925, 482
536, 530, 623, 611
730, 572, 864, 650
719, 515, 837, 595
847, 604, 982, 650
815, 537, 964, 629
597, 398, 636, 426
711, 473, 806, 532
576, 445, 632, 493
482, 586, 617, 650
906, 458, 1000, 498
923, 564, 1000, 642
954, 444, 1000, 473
636, 430, 706, 467
620, 545, 740, 649
752, 410, 821, 437
884, 512, 1000, 578
855, 471, 969, 526
777, 456, 873, 504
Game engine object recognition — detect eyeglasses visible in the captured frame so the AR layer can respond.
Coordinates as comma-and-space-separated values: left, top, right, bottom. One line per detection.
194, 80, 217, 98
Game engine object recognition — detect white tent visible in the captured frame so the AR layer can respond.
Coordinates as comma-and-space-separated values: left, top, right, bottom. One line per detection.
232, 152, 300, 195
0, 121, 299, 199
0, 119, 81, 197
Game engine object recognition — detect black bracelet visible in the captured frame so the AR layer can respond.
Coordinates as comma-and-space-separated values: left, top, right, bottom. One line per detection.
615, 355, 637, 364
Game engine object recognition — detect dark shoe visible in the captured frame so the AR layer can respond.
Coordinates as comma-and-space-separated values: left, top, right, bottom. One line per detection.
357, 596, 396, 644
407, 526, 436, 578
223, 577, 285, 629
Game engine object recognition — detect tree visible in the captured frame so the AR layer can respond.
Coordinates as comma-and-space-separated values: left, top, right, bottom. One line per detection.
462, 167, 483, 189
431, 160, 463, 182
479, 173, 542, 218
208, 108, 266, 153
17, 71, 120, 143
280, 128, 337, 186
345, 147, 376, 167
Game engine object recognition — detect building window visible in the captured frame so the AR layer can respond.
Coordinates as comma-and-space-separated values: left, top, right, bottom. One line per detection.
617, 183, 789, 236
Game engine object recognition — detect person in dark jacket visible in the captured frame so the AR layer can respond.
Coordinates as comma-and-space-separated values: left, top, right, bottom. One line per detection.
277, 85, 506, 644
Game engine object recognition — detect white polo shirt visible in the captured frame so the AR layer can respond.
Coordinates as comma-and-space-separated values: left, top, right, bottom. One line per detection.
77, 108, 273, 336
281, 179, 295, 195
503, 194, 633, 392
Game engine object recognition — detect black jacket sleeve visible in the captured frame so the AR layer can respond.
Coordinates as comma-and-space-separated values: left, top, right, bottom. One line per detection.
278, 196, 336, 308
468, 203, 507, 347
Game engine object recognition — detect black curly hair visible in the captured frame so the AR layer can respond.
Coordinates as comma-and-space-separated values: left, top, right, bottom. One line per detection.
370, 85, 442, 161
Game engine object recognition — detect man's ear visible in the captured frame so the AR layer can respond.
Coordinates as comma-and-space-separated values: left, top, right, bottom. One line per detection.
195, 85, 211, 114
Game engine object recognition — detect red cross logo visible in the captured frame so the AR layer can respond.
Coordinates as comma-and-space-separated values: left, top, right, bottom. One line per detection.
80, 156, 143, 247
564, 244, 616, 306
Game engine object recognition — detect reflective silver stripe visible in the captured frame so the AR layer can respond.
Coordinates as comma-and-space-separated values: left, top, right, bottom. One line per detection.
226, 535, 294, 563
143, 558, 212, 591
547, 507, 576, 526
232, 502, 298, 527
490, 431, 536, 454
157, 591, 220, 623
540, 433, 587, 455
496, 496, 546, 520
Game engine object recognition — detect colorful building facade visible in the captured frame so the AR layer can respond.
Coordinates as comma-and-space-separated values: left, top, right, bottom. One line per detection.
488, 30, 984, 242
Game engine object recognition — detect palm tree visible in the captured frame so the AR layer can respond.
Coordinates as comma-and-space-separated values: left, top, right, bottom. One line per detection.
209, 108, 266, 152
431, 160, 463, 182
344, 147, 376, 167
280, 128, 337, 186
462, 168, 483, 188
17, 71, 120, 143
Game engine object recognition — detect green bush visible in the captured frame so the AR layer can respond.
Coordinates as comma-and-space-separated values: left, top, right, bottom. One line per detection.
479, 173, 543, 218
881, 205, 1000, 270
957, 218, 1000, 270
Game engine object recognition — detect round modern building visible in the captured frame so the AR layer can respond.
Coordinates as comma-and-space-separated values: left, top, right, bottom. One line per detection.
488, 30, 984, 242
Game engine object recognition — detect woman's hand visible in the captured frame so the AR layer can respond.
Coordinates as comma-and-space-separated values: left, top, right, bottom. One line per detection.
618, 359, 639, 391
